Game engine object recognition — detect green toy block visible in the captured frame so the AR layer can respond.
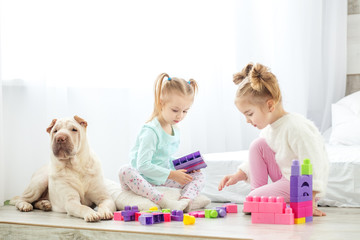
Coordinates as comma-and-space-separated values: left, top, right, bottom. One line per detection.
162, 209, 171, 213
205, 209, 218, 218
301, 159, 312, 175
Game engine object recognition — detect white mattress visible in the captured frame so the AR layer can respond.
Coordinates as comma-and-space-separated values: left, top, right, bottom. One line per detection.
201, 144, 360, 207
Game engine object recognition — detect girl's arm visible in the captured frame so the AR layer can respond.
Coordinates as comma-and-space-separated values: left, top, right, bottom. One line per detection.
218, 169, 247, 191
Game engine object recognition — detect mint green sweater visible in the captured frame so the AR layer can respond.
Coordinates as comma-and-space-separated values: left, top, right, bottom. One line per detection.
129, 117, 179, 185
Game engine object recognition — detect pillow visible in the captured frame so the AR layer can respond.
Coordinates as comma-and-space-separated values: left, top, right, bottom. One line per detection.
105, 179, 211, 212
330, 91, 360, 145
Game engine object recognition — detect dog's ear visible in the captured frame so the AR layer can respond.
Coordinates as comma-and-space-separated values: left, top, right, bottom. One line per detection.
46, 119, 57, 134
74, 115, 88, 128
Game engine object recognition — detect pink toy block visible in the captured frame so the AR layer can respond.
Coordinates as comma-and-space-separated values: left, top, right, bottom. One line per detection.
305, 206, 313, 217
243, 196, 260, 213
258, 196, 285, 214
252, 212, 275, 224
223, 203, 238, 213
290, 202, 306, 218
275, 207, 294, 225
163, 212, 171, 222
114, 211, 123, 221
189, 211, 205, 218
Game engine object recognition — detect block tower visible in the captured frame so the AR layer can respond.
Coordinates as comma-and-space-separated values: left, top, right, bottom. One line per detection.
290, 159, 313, 224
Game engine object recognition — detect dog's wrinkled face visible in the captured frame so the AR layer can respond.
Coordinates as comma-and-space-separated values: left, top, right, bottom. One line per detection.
47, 116, 87, 160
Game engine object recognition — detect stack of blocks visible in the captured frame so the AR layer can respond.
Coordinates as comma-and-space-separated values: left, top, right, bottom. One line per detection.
290, 159, 313, 224
172, 151, 207, 173
242, 158, 313, 225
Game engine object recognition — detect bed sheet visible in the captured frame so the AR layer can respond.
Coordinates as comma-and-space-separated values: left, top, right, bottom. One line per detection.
201, 145, 360, 207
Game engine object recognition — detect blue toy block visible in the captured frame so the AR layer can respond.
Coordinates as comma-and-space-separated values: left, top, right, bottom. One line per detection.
171, 210, 184, 221
172, 151, 207, 173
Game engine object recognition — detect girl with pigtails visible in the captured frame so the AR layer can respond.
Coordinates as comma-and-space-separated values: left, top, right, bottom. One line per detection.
118, 73, 204, 212
218, 63, 329, 216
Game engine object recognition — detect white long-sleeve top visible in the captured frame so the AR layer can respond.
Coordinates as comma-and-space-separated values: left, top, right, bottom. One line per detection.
239, 113, 329, 195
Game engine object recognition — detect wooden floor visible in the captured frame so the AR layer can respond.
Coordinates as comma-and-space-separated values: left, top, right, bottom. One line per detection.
0, 204, 359, 240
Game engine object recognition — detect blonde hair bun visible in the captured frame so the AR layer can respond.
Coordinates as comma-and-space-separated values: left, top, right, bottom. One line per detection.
233, 63, 253, 85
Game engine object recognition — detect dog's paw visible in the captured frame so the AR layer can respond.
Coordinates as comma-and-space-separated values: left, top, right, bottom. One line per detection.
16, 201, 33, 212
84, 210, 101, 222
34, 200, 52, 211
97, 207, 114, 220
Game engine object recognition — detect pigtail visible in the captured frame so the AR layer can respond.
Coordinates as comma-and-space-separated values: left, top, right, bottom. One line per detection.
188, 79, 198, 96
148, 73, 169, 122
233, 63, 253, 85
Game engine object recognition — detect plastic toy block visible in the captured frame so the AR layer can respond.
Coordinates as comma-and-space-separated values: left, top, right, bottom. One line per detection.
222, 204, 238, 213
290, 202, 306, 218
306, 216, 313, 222
172, 151, 207, 173
162, 209, 171, 213
243, 196, 260, 213
252, 212, 275, 224
135, 212, 143, 221
139, 213, 154, 225
215, 207, 227, 218
305, 205, 313, 217
121, 206, 137, 221
275, 207, 294, 225
189, 211, 205, 218
149, 206, 158, 211
152, 213, 165, 223
258, 196, 285, 214
205, 209, 218, 218
294, 217, 305, 224
301, 159, 313, 175
183, 214, 196, 225
171, 210, 184, 221
163, 212, 171, 222
113, 211, 123, 221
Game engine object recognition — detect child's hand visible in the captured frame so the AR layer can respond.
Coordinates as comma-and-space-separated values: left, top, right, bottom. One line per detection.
169, 169, 193, 185
218, 170, 247, 191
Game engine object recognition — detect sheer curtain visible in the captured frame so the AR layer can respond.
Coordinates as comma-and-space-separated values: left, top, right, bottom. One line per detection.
0, 0, 346, 201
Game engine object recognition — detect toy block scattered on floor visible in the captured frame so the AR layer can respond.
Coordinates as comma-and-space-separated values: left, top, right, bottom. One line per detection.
163, 212, 171, 222
171, 210, 184, 221
172, 151, 207, 173
290, 159, 313, 223
183, 214, 196, 225
113, 211, 124, 221
121, 206, 139, 222
189, 211, 205, 218
205, 209, 218, 218
222, 203, 238, 213
139, 213, 154, 225
215, 207, 227, 218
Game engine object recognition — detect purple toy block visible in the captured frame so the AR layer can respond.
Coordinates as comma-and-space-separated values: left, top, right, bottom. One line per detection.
121, 206, 139, 221
152, 213, 165, 223
172, 151, 207, 173
215, 207, 227, 217
243, 196, 260, 213
139, 213, 154, 225
222, 203, 238, 213
171, 210, 184, 221
252, 212, 275, 224
275, 207, 294, 225
306, 216, 313, 222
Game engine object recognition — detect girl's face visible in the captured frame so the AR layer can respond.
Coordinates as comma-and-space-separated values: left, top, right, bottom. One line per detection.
235, 97, 272, 130
160, 93, 194, 126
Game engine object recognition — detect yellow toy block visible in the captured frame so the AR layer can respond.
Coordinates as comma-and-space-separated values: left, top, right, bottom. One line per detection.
183, 214, 196, 225
149, 206, 158, 211
294, 217, 305, 224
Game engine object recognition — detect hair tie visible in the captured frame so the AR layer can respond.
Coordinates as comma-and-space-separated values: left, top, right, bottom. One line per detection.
188, 80, 191, 84
168, 77, 171, 81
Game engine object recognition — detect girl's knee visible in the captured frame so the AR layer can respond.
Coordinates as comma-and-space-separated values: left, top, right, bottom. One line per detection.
249, 138, 267, 151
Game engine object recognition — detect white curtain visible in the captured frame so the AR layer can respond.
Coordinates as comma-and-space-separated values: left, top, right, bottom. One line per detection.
0, 61, 4, 206
0, 0, 347, 201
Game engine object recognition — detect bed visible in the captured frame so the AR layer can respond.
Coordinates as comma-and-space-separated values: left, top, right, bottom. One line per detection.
201, 91, 360, 207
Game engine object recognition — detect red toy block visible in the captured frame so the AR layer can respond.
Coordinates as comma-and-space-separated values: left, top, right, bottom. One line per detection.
135, 212, 143, 221
252, 212, 275, 224
243, 196, 260, 213
222, 203, 238, 213
113, 211, 123, 221
275, 207, 294, 225
163, 212, 171, 222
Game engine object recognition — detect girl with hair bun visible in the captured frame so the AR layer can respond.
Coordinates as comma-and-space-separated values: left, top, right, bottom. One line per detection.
118, 73, 204, 212
218, 63, 329, 216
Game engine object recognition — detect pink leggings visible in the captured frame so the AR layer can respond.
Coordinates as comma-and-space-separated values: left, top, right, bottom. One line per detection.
247, 138, 290, 202
118, 165, 205, 204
